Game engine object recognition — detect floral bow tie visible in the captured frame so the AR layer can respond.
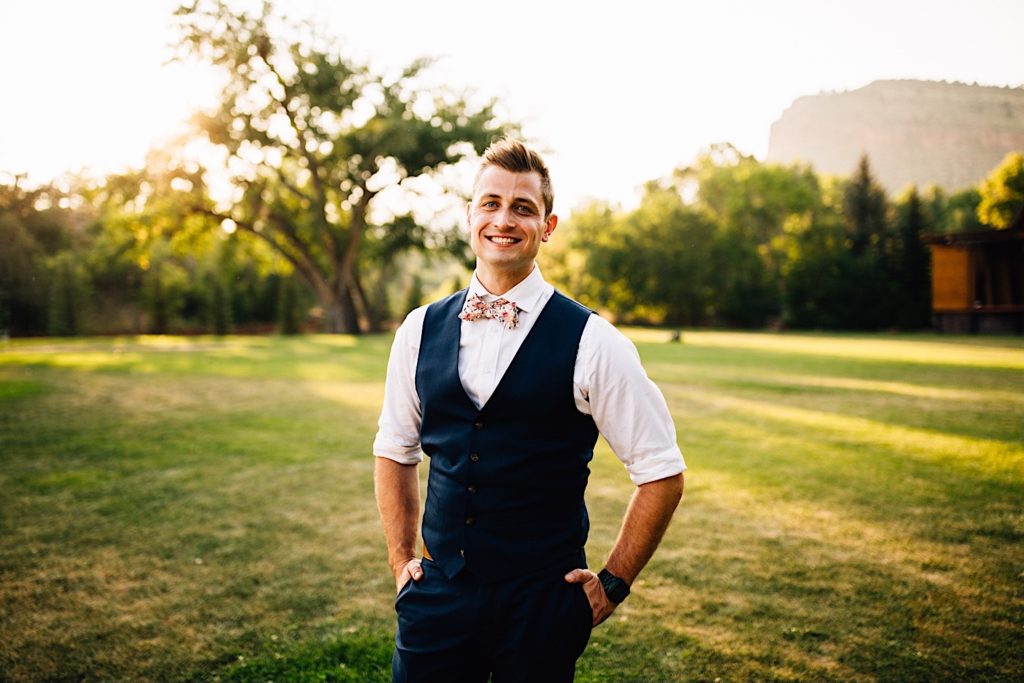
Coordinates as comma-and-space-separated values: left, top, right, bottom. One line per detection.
459, 293, 520, 330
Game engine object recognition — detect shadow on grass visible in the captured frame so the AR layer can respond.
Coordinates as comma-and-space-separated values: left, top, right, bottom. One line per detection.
193, 624, 394, 682
576, 618, 738, 683
197, 620, 728, 683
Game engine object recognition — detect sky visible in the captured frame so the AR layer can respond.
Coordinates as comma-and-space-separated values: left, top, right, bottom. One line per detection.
1, 0, 1022, 215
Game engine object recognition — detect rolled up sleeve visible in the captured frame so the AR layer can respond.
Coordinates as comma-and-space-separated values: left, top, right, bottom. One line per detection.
575, 316, 686, 485
372, 307, 426, 464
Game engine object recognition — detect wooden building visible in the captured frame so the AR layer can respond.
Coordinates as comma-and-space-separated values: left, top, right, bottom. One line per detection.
927, 212, 1024, 333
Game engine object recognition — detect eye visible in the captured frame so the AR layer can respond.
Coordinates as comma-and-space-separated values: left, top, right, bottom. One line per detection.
482, 200, 499, 209
514, 204, 535, 215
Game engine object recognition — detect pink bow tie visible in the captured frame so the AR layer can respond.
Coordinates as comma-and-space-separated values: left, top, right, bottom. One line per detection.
459, 293, 520, 329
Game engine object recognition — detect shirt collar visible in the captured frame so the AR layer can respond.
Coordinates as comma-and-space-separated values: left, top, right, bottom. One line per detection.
468, 264, 546, 313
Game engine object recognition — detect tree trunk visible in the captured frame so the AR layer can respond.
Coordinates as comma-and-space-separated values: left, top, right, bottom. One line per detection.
320, 283, 361, 334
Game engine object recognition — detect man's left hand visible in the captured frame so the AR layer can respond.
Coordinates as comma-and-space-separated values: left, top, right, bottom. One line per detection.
564, 568, 616, 627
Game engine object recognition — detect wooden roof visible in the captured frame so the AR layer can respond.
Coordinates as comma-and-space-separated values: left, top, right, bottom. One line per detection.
926, 225, 1024, 247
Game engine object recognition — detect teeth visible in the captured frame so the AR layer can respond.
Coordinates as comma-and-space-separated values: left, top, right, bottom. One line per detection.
489, 236, 518, 245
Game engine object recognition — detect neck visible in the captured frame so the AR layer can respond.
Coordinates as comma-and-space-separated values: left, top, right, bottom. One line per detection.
476, 264, 533, 296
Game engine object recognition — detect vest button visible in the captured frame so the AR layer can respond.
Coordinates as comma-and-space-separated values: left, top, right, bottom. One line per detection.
465, 516, 475, 525
467, 484, 477, 494
469, 453, 480, 462
473, 421, 484, 430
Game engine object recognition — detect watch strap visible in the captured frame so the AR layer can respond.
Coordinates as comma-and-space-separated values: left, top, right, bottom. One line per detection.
597, 568, 630, 603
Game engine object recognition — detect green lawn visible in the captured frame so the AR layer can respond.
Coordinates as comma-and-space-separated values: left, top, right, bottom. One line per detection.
1, 331, 1021, 682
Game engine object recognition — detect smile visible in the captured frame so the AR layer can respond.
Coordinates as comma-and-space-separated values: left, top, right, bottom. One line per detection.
486, 236, 522, 245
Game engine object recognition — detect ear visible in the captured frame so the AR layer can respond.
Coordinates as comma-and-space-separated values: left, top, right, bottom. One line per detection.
542, 214, 558, 242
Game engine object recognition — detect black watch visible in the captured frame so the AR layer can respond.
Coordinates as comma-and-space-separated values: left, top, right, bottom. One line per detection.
597, 568, 630, 604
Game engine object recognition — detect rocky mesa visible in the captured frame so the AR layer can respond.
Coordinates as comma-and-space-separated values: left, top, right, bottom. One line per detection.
767, 79, 1024, 193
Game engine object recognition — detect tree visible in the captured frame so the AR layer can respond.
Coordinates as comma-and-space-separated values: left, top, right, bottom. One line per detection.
977, 152, 1024, 229
48, 252, 91, 336
547, 187, 715, 325
830, 155, 902, 328
924, 186, 983, 235
628, 185, 716, 325
784, 217, 857, 329
709, 233, 778, 327
173, 0, 506, 332
843, 155, 889, 255
0, 175, 85, 335
889, 187, 932, 328
276, 275, 305, 334
73, 151, 228, 335
0, 201, 45, 334
403, 273, 424, 317
677, 144, 822, 326
538, 201, 617, 312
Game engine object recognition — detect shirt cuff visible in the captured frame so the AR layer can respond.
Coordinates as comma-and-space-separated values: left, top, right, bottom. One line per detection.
624, 446, 686, 486
372, 435, 424, 465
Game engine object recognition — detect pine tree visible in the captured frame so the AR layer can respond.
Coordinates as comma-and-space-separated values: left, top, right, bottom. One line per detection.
843, 155, 889, 256
892, 187, 932, 328
841, 155, 896, 327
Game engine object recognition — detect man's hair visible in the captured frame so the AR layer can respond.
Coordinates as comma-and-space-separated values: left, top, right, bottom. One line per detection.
474, 137, 554, 218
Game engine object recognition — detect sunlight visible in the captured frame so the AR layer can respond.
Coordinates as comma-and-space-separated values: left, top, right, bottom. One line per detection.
2, 0, 1021, 215
0, 1, 222, 184
667, 385, 1024, 480
678, 331, 1024, 369
752, 373, 1024, 404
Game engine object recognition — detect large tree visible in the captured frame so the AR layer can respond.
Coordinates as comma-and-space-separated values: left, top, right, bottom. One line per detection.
677, 144, 822, 326
173, 1, 505, 332
546, 184, 716, 326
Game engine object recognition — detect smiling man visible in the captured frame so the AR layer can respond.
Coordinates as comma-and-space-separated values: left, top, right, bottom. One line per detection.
374, 137, 685, 682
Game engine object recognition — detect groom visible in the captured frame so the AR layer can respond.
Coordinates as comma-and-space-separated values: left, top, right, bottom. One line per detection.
373, 137, 685, 682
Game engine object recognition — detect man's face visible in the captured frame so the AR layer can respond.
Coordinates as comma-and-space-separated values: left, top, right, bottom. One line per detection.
467, 166, 557, 280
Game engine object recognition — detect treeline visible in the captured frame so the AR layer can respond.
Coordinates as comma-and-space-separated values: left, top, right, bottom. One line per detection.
542, 147, 1023, 330
4, 148, 1020, 337
0, 173, 313, 337
3, 0, 1023, 337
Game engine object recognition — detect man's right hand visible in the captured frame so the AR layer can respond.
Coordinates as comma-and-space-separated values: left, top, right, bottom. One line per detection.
394, 557, 424, 593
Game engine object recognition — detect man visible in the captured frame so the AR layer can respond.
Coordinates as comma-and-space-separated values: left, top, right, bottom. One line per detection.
374, 137, 685, 682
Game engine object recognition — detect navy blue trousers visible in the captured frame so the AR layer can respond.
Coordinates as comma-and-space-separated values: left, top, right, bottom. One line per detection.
392, 556, 593, 682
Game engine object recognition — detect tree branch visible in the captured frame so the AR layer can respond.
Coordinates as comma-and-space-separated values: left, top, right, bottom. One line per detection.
190, 204, 331, 301
275, 167, 313, 204
259, 54, 338, 281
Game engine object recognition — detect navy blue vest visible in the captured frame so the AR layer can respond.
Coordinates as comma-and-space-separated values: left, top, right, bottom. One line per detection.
415, 289, 599, 579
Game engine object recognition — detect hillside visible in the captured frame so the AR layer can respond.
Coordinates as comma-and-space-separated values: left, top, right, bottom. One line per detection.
767, 79, 1024, 192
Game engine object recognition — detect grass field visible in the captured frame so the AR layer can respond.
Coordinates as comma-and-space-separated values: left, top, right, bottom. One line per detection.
1, 331, 1022, 682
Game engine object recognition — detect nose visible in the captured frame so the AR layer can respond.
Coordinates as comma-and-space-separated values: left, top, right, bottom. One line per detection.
492, 206, 517, 229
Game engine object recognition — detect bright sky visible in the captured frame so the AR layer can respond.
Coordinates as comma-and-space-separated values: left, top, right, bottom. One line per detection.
1, 0, 1022, 214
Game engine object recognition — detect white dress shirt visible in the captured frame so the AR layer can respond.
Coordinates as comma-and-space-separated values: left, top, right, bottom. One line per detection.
373, 265, 686, 485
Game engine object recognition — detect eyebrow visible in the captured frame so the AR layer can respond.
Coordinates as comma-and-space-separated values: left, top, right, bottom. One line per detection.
480, 193, 540, 210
